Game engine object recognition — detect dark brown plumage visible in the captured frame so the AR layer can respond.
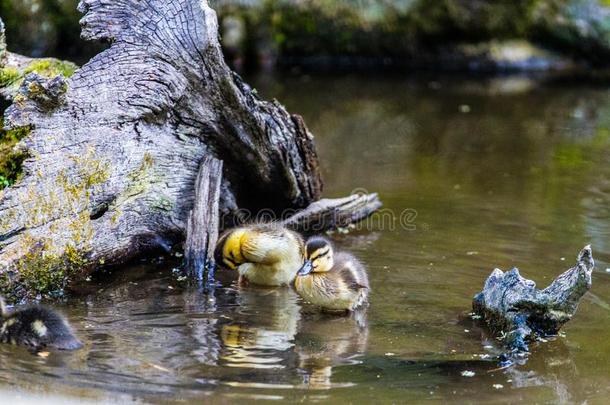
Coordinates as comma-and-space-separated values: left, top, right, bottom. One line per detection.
0, 297, 82, 351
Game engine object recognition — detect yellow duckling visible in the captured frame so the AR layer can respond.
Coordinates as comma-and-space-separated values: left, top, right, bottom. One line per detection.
214, 224, 305, 286
295, 237, 369, 312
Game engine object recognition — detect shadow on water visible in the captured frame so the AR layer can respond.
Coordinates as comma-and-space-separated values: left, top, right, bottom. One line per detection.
1, 73, 610, 402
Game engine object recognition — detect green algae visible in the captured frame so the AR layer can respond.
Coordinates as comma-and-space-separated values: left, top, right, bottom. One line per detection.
0, 58, 77, 98
0, 122, 31, 189
23, 58, 77, 79
0, 66, 19, 87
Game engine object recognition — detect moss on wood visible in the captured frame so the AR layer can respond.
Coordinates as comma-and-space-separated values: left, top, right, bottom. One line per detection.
0, 121, 30, 189
0, 66, 19, 87
23, 59, 77, 78
0, 147, 110, 301
0, 58, 77, 100
1, 212, 92, 301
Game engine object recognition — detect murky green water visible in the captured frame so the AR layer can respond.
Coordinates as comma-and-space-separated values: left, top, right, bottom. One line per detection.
2, 74, 610, 403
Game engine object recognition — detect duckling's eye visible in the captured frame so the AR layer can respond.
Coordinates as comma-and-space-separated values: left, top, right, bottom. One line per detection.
310, 247, 330, 262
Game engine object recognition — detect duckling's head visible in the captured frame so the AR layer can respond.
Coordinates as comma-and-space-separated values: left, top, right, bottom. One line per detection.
298, 237, 334, 275
215, 228, 248, 270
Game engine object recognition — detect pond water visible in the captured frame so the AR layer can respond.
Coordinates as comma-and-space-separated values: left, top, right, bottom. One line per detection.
2, 73, 610, 403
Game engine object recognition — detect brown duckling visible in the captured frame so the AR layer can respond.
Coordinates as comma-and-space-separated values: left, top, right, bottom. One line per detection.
0, 296, 82, 351
214, 223, 306, 286
294, 237, 369, 312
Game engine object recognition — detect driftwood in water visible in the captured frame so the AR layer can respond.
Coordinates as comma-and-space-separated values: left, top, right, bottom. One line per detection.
473, 245, 594, 351
0, 0, 381, 301
282, 193, 382, 234
184, 156, 223, 281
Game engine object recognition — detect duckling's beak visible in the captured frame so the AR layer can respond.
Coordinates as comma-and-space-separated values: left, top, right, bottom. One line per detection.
297, 260, 313, 276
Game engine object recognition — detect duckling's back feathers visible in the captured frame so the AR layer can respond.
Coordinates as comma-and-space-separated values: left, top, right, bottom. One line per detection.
1, 306, 82, 350
215, 223, 305, 267
334, 252, 369, 292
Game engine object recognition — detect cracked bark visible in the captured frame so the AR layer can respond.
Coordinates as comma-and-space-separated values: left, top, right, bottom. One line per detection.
0, 0, 380, 300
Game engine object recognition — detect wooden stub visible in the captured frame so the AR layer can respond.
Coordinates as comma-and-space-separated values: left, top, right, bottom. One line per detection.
184, 156, 223, 281
282, 193, 382, 234
473, 245, 594, 352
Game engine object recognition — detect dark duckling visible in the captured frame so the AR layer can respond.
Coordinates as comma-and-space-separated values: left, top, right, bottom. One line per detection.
0, 296, 82, 351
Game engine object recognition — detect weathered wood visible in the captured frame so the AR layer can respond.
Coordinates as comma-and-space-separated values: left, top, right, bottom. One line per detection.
282, 193, 382, 234
0, 0, 327, 301
184, 156, 223, 281
473, 245, 594, 351
0, 20, 78, 101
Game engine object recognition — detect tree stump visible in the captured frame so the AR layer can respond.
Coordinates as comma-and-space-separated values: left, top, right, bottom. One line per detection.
473, 245, 594, 351
0, 0, 379, 301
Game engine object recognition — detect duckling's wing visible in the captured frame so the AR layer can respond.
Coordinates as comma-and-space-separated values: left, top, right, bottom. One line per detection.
32, 307, 83, 350
345, 277, 368, 291
335, 253, 369, 291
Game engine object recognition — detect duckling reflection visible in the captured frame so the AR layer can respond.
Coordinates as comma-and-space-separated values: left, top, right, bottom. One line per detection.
295, 311, 369, 389
220, 287, 301, 369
